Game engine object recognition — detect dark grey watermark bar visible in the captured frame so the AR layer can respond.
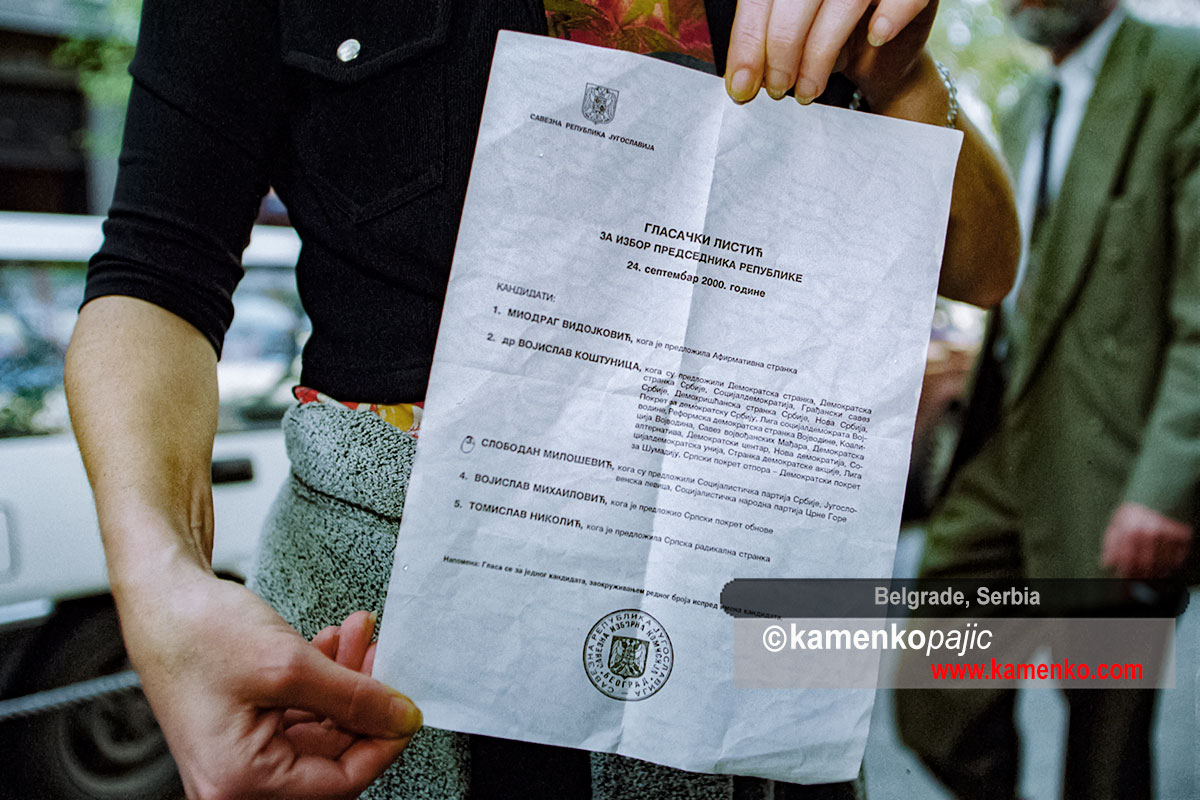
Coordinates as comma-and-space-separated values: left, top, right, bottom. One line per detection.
720, 578, 1189, 619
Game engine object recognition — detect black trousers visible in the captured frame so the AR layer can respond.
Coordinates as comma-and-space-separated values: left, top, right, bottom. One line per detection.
469, 736, 866, 800
895, 678, 1157, 800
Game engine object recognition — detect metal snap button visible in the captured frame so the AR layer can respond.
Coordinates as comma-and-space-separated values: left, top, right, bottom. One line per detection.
337, 39, 361, 63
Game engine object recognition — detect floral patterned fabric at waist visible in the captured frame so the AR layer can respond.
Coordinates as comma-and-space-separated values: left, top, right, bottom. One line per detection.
545, 0, 713, 63
293, 386, 423, 437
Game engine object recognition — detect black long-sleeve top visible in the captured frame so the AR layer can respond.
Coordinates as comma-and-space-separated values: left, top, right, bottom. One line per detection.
85, 0, 862, 402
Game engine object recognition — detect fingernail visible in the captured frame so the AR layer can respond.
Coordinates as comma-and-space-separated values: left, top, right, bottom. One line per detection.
795, 79, 819, 105
868, 16, 894, 47
729, 68, 758, 101
765, 69, 790, 100
388, 691, 423, 736
367, 610, 378, 630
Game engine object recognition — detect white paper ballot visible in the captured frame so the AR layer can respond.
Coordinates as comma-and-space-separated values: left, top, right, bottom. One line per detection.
376, 31, 961, 783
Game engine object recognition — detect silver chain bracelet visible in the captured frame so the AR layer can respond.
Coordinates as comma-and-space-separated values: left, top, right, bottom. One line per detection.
934, 60, 959, 128
848, 60, 959, 128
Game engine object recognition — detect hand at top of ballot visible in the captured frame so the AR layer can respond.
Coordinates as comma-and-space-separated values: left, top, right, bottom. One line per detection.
724, 0, 936, 106
720, 0, 1020, 309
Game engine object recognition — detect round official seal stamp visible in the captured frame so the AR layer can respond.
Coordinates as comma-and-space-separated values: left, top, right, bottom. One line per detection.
583, 609, 673, 701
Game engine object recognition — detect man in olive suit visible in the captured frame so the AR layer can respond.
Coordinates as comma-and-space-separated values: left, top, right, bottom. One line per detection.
895, 1, 1200, 797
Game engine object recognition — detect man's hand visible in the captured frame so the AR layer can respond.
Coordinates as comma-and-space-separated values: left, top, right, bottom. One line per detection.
725, 0, 935, 104
1101, 502, 1193, 579
125, 573, 421, 800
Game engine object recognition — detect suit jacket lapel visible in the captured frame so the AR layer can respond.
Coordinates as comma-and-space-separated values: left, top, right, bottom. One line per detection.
1005, 17, 1153, 406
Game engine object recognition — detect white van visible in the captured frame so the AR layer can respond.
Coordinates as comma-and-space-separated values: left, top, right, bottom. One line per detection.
0, 211, 304, 799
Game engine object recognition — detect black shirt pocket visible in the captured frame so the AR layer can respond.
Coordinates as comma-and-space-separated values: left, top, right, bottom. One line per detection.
280, 0, 451, 222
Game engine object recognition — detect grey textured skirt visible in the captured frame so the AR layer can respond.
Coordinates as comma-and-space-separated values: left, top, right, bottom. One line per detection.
250, 401, 863, 800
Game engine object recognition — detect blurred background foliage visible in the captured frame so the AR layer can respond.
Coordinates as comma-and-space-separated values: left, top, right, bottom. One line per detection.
928, 0, 1200, 135
49, 0, 138, 156
50, 0, 1200, 153
927, 0, 1044, 133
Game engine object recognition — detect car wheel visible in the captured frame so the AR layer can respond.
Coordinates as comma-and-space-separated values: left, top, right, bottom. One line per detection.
0, 600, 182, 800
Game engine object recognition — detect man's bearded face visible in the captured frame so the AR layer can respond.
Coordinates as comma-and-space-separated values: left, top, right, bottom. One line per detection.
1003, 0, 1113, 49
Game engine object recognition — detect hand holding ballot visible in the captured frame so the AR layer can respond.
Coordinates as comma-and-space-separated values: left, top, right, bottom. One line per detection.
723, 1, 1018, 306
725, 0, 937, 105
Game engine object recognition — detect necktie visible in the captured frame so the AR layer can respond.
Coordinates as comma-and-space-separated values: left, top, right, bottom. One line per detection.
997, 80, 1064, 372
545, 0, 714, 64
1014, 80, 1063, 319
1031, 80, 1063, 245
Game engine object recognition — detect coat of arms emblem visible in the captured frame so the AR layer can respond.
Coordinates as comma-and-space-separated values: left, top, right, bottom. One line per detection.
608, 635, 648, 678
582, 83, 619, 124
584, 609, 673, 700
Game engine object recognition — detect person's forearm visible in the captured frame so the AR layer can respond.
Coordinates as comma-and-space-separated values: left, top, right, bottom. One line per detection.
66, 296, 421, 797
869, 52, 1020, 307
65, 295, 220, 608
